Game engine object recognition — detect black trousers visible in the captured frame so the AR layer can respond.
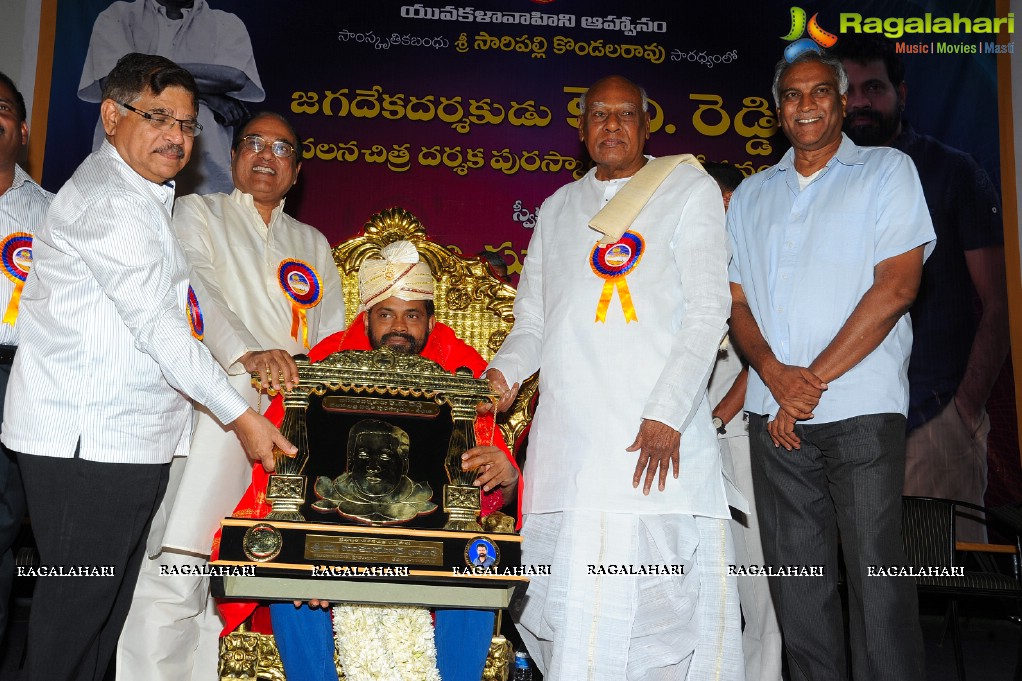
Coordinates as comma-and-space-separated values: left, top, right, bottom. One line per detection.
0, 357, 23, 642
749, 412, 924, 681
17, 449, 169, 681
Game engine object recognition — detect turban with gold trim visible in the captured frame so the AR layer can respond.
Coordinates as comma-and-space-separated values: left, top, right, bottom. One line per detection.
358, 241, 435, 311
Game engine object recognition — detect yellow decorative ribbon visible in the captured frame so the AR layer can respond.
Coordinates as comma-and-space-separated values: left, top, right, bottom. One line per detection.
596, 278, 637, 323
289, 307, 310, 349
2, 284, 23, 326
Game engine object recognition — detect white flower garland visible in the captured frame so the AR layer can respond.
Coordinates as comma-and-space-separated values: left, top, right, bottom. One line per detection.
332, 604, 442, 681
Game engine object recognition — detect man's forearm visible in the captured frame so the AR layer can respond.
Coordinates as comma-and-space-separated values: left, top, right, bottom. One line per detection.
956, 299, 1010, 413
809, 247, 923, 383
728, 294, 779, 379
956, 245, 1011, 418
713, 364, 748, 424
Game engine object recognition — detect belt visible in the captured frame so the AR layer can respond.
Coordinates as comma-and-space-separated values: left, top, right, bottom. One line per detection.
0, 345, 16, 365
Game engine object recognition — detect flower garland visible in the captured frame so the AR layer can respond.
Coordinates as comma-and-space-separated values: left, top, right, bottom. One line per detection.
333, 604, 441, 681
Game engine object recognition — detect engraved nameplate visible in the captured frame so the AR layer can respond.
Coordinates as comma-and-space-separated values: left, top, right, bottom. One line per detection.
304, 534, 444, 566
321, 396, 441, 417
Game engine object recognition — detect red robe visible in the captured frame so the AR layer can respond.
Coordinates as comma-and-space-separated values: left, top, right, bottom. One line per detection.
215, 313, 520, 634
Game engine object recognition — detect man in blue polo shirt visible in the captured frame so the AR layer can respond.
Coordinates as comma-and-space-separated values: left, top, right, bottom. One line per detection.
727, 51, 933, 681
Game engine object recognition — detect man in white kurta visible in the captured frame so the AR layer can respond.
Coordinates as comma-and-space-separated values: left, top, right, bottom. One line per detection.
79, 0, 264, 195
487, 76, 743, 681
116, 112, 345, 681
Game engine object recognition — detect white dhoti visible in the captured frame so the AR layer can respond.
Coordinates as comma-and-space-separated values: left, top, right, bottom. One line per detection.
116, 373, 258, 681
720, 435, 783, 681
115, 456, 225, 681
514, 511, 744, 681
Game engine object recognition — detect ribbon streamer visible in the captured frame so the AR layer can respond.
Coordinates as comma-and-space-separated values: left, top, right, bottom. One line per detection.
595, 278, 638, 323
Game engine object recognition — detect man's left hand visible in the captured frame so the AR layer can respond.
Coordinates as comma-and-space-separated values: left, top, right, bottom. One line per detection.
767, 409, 801, 451
627, 419, 680, 495
462, 445, 519, 493
239, 349, 299, 391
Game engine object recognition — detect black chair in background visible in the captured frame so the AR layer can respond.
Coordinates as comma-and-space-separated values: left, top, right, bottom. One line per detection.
902, 496, 1022, 681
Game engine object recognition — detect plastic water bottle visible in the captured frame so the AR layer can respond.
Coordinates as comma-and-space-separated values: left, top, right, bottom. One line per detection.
513, 650, 533, 681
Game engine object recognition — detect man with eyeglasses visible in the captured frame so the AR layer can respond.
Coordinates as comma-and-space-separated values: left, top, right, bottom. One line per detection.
116, 111, 345, 681
1, 53, 293, 681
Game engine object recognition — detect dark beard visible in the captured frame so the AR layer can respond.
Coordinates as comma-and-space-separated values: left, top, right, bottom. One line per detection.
843, 109, 901, 147
374, 331, 427, 355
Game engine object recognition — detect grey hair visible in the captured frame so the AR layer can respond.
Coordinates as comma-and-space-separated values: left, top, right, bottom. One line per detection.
771, 51, 848, 107
578, 77, 649, 115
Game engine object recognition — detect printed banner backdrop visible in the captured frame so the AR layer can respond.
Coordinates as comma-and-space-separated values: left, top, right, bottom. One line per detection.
39, 0, 1018, 504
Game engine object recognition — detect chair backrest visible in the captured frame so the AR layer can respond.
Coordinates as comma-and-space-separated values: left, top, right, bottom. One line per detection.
902, 496, 957, 569
331, 207, 538, 453
333, 207, 516, 360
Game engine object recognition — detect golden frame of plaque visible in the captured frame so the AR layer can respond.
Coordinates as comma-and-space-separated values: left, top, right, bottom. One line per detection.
214, 208, 535, 681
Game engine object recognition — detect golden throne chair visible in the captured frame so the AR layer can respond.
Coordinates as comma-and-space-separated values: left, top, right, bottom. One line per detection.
216, 207, 538, 681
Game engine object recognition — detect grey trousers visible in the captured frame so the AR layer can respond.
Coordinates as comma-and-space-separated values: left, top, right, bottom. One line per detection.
749, 413, 924, 681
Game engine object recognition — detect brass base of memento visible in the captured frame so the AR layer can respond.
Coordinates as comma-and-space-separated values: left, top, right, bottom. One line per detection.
265, 474, 307, 521
483, 635, 514, 681
443, 484, 482, 531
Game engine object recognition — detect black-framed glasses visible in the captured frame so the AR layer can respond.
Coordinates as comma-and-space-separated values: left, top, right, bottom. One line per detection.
119, 102, 202, 137
239, 134, 296, 159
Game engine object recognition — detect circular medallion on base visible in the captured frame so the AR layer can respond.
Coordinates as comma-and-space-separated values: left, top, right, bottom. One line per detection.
243, 523, 283, 562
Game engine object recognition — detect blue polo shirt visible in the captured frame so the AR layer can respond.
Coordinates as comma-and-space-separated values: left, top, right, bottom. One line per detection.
727, 133, 935, 424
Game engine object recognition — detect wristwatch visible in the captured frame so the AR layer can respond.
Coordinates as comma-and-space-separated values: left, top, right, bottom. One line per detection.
712, 416, 726, 434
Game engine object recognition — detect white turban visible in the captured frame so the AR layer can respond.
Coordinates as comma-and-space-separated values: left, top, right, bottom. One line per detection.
358, 241, 435, 311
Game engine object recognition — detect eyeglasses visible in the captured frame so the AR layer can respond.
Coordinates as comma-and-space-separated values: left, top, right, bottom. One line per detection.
119, 102, 202, 137
239, 134, 297, 159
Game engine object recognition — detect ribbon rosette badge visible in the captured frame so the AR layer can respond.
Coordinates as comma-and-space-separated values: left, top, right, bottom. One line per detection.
0, 232, 32, 326
590, 231, 644, 323
186, 285, 204, 340
278, 259, 322, 348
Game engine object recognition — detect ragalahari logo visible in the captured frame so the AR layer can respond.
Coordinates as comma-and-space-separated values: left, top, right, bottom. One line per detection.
781, 7, 838, 61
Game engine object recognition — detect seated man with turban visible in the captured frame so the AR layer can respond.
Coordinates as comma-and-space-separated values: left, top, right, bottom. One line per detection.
217, 241, 520, 681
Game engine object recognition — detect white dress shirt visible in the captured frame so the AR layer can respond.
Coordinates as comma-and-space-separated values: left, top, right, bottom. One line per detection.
489, 162, 735, 517
160, 189, 345, 554
0, 166, 53, 346
1, 142, 249, 463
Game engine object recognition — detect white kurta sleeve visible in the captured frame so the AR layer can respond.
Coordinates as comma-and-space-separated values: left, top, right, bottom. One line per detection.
640, 175, 730, 433
172, 195, 262, 370
487, 208, 545, 386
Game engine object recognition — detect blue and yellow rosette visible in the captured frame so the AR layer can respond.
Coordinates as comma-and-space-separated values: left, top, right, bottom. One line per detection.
278, 259, 322, 348
590, 231, 644, 323
186, 285, 205, 340
0, 232, 32, 326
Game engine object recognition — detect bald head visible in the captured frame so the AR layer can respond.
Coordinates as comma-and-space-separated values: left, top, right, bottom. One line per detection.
578, 75, 651, 180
